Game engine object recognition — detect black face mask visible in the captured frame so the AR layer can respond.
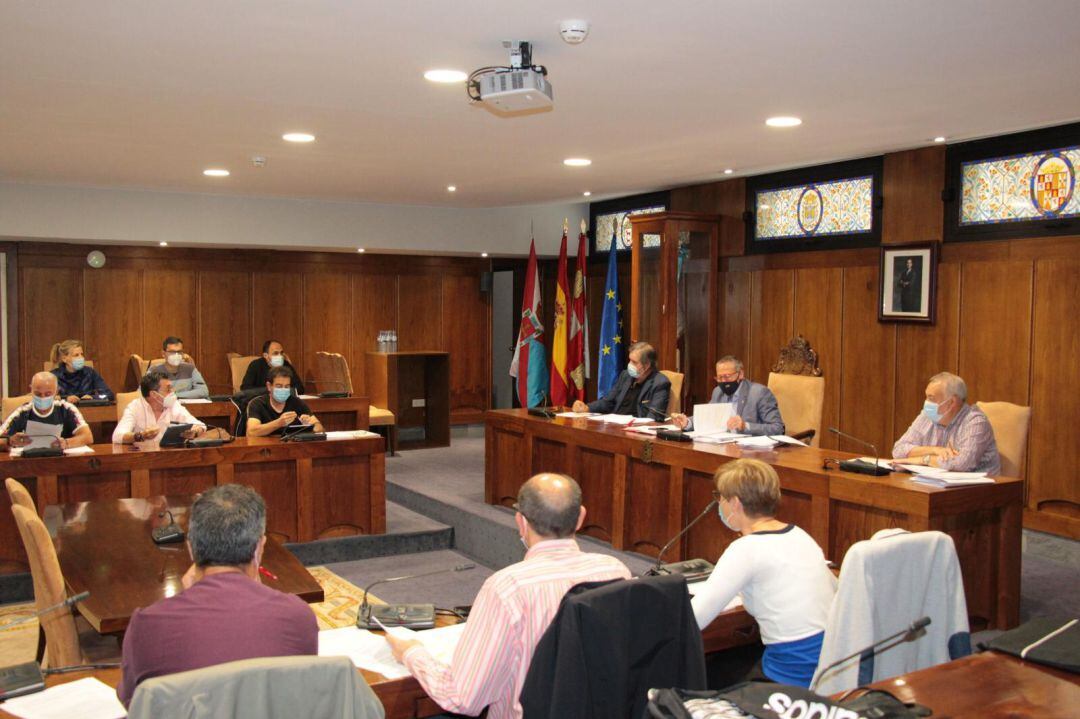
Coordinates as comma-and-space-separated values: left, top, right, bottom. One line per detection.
718, 380, 740, 397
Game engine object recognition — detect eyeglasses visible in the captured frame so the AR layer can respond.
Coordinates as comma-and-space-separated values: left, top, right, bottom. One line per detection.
716, 373, 740, 381
711, 491, 724, 502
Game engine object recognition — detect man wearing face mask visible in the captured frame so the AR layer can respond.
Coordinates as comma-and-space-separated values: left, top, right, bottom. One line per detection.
691, 459, 836, 688
149, 336, 209, 399
570, 341, 670, 419
245, 367, 323, 437
0, 372, 93, 451
892, 371, 1000, 474
385, 473, 630, 719
113, 371, 206, 445
240, 339, 305, 396
670, 356, 784, 435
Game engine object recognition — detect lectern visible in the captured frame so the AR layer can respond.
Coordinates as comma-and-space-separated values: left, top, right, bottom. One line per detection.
365, 351, 450, 448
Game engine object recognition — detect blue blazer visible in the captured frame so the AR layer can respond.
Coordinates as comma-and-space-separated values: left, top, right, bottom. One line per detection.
587, 370, 671, 419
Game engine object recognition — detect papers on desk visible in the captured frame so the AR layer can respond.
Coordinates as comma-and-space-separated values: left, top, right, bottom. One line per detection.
625, 424, 680, 435
297, 394, 319, 400
554, 411, 599, 418
9, 445, 95, 458
325, 430, 381, 441
858, 457, 899, 470
906, 465, 994, 487
0, 677, 125, 719
178, 398, 212, 404
318, 622, 466, 680
684, 431, 747, 444
591, 414, 653, 426
734, 436, 781, 449
690, 403, 735, 435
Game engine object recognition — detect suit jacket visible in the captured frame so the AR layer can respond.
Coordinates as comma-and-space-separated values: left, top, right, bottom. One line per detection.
690, 379, 784, 435
519, 575, 706, 719
586, 369, 671, 419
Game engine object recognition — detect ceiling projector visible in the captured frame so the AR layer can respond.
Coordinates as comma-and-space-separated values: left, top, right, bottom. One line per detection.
469, 41, 553, 113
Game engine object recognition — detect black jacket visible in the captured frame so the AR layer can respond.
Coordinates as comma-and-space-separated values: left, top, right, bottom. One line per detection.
586, 369, 671, 419
519, 575, 706, 719
240, 357, 305, 396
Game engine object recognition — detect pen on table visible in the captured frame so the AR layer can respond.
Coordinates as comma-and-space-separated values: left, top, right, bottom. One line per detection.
259, 565, 278, 581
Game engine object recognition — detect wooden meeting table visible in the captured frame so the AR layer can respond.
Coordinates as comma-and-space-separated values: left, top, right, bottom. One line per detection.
486, 409, 1024, 630
43, 496, 324, 635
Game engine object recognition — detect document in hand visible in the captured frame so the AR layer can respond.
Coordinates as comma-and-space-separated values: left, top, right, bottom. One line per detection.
690, 403, 735, 435
24, 420, 61, 449
318, 622, 466, 679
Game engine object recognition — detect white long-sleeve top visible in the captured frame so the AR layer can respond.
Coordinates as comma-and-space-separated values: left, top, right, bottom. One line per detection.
112, 396, 206, 446
691, 524, 837, 644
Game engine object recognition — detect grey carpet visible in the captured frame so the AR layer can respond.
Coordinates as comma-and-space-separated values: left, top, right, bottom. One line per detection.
326, 549, 494, 609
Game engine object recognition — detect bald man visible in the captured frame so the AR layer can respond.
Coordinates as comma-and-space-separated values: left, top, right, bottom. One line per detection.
0, 372, 93, 451
387, 473, 631, 719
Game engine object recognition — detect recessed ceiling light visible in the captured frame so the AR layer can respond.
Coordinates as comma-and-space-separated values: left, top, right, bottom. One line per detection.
481, 252, 489, 258
203, 168, 229, 177
583, 191, 592, 197
933, 136, 946, 143
447, 185, 457, 192
282, 132, 315, 143
564, 158, 592, 167
159, 241, 168, 247
765, 116, 802, 128
723, 168, 734, 175
357, 248, 365, 253
424, 69, 468, 83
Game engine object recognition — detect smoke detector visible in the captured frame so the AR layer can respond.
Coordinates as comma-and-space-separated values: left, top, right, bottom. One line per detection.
559, 20, 589, 44
251, 156, 267, 168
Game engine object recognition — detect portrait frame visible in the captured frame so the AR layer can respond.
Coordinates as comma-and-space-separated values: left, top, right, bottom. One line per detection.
878, 242, 937, 324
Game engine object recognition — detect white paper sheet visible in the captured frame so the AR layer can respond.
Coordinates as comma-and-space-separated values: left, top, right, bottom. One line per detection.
178, 398, 212, 404
318, 622, 466, 680
325, 430, 381, 441
690, 403, 735, 435
685, 431, 746, 444
593, 414, 637, 425
735, 436, 780, 449
625, 424, 680, 435
554, 411, 598, 418
857, 457, 897, 469
62, 446, 95, 456
24, 420, 61, 449
0, 677, 126, 719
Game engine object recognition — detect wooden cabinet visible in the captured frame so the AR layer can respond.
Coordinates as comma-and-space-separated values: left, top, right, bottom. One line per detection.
366, 351, 450, 448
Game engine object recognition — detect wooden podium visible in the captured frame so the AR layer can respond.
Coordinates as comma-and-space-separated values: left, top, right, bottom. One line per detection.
366, 351, 450, 449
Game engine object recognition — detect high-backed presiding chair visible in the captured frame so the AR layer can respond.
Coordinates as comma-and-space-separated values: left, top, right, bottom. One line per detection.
975, 401, 1031, 477
127, 655, 384, 719
315, 351, 354, 396
767, 336, 825, 446
228, 353, 259, 393
660, 370, 684, 415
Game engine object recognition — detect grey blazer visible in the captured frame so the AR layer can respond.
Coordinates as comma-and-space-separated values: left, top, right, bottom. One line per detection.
690, 379, 785, 435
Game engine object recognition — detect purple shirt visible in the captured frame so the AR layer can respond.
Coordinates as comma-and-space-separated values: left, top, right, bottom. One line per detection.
892, 403, 1001, 475
118, 572, 318, 706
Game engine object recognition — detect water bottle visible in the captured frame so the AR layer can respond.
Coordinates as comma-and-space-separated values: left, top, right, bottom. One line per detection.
389, 330, 398, 352
377, 331, 387, 353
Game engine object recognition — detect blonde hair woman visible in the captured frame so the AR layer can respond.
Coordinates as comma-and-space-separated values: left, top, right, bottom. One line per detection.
691, 459, 836, 687
49, 339, 114, 403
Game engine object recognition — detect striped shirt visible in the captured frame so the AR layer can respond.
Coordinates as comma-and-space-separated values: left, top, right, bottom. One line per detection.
892, 403, 1001, 475
402, 538, 631, 719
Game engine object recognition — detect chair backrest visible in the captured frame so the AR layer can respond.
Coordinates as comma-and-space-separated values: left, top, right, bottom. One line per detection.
127, 655, 383, 719
660, 370, 684, 415
315, 352, 354, 395
812, 529, 971, 694
131, 354, 151, 377
2, 394, 31, 421
5, 477, 36, 513
768, 373, 825, 447
42, 359, 93, 372
229, 354, 259, 393
10, 504, 82, 668
116, 390, 141, 421
975, 401, 1031, 478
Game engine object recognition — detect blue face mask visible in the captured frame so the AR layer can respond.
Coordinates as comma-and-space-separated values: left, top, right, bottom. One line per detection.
718, 501, 739, 533
922, 399, 942, 424
627, 362, 640, 379
71, 357, 85, 371
33, 395, 54, 412
271, 387, 292, 403
269, 354, 285, 368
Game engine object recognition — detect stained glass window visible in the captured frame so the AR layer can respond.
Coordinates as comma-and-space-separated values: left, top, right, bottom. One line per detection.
960, 147, 1080, 225
755, 177, 874, 240
594, 206, 666, 251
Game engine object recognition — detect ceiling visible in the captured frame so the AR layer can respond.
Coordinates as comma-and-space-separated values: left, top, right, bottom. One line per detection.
2, 1, 1079, 208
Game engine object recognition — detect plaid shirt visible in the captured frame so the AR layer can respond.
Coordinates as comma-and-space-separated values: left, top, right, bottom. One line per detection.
892, 403, 1001, 475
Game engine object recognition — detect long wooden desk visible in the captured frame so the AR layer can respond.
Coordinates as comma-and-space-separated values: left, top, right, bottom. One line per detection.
485, 409, 1023, 629
44, 496, 324, 635
1, 435, 386, 575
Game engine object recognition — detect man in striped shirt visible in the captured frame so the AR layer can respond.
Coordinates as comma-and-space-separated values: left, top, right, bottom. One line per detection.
892, 371, 1001, 475
386, 473, 631, 719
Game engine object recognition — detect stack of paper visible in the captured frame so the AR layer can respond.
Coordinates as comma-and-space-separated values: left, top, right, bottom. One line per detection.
625, 424, 680, 435
592, 414, 652, 426
0, 677, 125, 719
907, 466, 995, 487
318, 622, 466, 679
554, 411, 597, 418
325, 430, 381, 441
735, 436, 780, 449
685, 431, 747, 444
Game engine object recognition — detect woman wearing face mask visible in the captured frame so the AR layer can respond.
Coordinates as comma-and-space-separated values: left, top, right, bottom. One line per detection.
113, 371, 206, 445
690, 459, 836, 688
49, 339, 115, 403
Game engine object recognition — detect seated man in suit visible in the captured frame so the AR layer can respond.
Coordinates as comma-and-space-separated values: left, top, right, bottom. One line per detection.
892, 371, 1000, 474
0, 372, 93, 451
671, 356, 784, 435
151, 336, 209, 399
241, 339, 305, 396
386, 473, 631, 719
571, 341, 670, 419
113, 371, 207, 445
117, 484, 318, 706
245, 367, 324, 437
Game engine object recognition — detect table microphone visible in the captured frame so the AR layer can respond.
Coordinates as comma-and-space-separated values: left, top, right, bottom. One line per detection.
810, 616, 931, 692
153, 509, 185, 544
645, 499, 718, 581
825, 427, 891, 476
1, 591, 90, 629
356, 563, 476, 630
638, 400, 670, 422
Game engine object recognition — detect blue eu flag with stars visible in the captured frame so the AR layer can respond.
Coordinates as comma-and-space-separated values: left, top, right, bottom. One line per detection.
597, 236, 624, 397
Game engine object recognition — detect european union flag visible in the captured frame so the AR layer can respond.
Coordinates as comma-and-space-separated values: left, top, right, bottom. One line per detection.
596, 236, 624, 397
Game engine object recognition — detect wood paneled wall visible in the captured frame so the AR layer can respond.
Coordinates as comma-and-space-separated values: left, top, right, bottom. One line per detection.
672, 146, 1080, 539
7, 243, 491, 424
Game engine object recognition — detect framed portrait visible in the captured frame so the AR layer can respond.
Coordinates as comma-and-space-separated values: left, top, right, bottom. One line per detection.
879, 243, 937, 323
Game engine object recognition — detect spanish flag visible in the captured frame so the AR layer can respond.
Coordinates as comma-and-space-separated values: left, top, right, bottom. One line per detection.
549, 226, 571, 406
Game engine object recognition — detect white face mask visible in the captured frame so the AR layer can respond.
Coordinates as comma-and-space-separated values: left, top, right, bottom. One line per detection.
166, 352, 183, 367
269, 354, 285, 368
162, 393, 178, 410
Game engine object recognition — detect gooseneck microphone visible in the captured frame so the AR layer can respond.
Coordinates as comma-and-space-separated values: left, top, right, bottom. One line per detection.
645, 500, 719, 579
638, 400, 670, 422
152, 509, 185, 544
825, 427, 891, 476
2, 592, 90, 628
810, 616, 932, 692
357, 563, 476, 630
